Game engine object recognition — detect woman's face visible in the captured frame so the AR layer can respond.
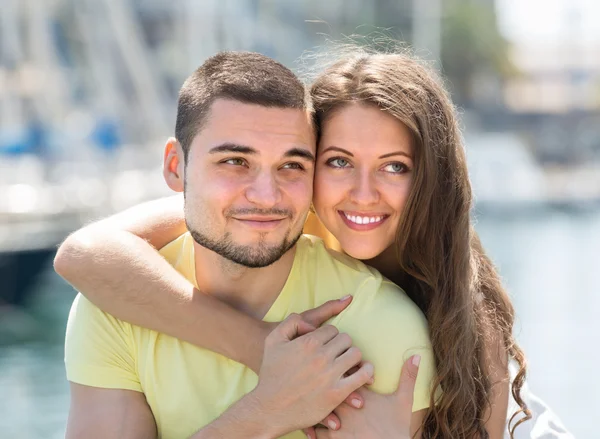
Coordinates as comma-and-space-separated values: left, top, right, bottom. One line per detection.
313, 103, 414, 260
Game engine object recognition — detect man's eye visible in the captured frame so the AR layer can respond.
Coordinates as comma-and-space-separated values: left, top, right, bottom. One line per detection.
382, 162, 408, 174
222, 158, 247, 166
327, 157, 351, 168
282, 162, 304, 170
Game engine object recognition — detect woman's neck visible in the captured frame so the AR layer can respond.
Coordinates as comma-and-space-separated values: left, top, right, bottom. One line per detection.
362, 244, 404, 285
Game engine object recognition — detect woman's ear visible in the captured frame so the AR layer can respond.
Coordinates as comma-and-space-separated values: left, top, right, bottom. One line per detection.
163, 137, 184, 192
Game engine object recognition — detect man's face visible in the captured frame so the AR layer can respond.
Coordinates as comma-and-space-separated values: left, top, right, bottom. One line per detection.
178, 99, 315, 267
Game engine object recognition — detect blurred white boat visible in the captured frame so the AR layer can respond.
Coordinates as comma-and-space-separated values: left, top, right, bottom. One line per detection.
466, 132, 600, 213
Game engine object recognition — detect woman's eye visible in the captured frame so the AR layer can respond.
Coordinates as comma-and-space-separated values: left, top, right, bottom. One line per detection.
327, 158, 351, 168
222, 158, 247, 166
382, 162, 407, 174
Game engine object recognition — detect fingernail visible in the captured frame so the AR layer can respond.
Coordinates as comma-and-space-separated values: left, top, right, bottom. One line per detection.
351, 397, 362, 408
327, 419, 337, 430
340, 294, 352, 301
412, 354, 421, 367
306, 434, 311, 439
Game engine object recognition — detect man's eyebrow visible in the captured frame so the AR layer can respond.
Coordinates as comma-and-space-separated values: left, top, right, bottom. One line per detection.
208, 143, 257, 155
284, 147, 315, 162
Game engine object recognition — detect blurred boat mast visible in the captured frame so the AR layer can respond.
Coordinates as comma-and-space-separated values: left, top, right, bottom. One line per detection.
412, 0, 442, 68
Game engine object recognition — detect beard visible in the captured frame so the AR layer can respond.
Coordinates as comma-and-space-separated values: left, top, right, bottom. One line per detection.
186, 217, 302, 268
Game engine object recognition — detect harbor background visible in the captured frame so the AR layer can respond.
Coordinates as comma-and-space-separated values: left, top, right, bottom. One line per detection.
1, 0, 599, 437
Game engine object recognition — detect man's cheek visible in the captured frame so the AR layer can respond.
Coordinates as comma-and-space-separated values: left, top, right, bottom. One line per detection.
199, 175, 241, 198
287, 179, 313, 209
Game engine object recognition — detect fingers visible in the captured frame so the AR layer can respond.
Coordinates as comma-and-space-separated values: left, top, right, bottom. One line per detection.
343, 390, 364, 409
274, 295, 353, 342
339, 361, 375, 393
296, 319, 318, 337
395, 354, 420, 404
300, 296, 353, 328
300, 324, 339, 346
303, 426, 316, 439
321, 412, 341, 431
333, 345, 363, 375
323, 332, 353, 358
271, 313, 316, 342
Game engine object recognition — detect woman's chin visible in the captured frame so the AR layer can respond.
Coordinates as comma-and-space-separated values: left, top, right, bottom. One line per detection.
341, 243, 386, 262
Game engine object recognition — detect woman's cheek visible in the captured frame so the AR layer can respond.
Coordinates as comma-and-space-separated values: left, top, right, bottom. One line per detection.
315, 170, 349, 204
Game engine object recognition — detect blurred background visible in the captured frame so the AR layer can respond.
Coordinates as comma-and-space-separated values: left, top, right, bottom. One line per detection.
0, 0, 598, 437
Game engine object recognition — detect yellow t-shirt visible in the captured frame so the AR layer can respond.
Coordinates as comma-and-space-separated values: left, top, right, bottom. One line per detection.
65, 233, 435, 439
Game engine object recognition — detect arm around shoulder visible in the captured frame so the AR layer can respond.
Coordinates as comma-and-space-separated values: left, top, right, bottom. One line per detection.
53, 194, 188, 319
56, 197, 268, 371
188, 391, 278, 439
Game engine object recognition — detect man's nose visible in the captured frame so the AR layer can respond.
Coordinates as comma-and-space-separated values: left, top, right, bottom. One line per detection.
349, 169, 379, 206
245, 171, 282, 208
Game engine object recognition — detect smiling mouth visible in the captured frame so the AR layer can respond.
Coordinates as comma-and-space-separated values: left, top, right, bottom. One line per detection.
339, 211, 389, 225
337, 211, 390, 231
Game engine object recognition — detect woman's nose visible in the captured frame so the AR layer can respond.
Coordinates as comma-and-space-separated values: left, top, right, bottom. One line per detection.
349, 170, 379, 206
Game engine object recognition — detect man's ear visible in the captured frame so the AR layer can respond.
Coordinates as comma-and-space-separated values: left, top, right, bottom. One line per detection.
163, 137, 184, 192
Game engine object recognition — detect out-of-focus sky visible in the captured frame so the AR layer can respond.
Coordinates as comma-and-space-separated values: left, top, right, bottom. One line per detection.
497, 0, 600, 44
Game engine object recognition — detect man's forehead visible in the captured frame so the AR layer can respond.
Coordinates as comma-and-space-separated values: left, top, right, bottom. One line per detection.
207, 99, 311, 126
195, 99, 316, 152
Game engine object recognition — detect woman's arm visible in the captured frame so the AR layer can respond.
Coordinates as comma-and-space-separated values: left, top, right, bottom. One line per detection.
55, 195, 356, 374
54, 195, 268, 371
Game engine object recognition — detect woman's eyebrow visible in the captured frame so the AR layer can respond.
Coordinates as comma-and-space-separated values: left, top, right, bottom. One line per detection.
379, 151, 412, 159
320, 146, 353, 156
321, 146, 412, 160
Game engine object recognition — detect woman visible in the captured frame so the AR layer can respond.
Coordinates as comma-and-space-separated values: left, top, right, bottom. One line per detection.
55, 46, 529, 438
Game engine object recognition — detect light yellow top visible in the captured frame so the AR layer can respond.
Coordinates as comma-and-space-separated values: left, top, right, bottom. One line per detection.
65, 233, 436, 439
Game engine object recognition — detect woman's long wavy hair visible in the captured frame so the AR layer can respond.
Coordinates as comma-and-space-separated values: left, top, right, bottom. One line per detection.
309, 46, 531, 438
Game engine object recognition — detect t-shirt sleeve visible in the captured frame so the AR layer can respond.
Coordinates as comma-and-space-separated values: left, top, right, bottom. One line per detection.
64, 294, 142, 392
332, 279, 438, 412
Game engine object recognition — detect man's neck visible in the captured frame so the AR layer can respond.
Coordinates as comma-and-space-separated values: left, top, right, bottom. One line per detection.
191, 242, 297, 319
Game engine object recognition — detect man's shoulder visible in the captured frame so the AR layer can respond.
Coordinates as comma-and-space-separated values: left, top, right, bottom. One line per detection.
295, 236, 423, 322
65, 293, 142, 391
297, 234, 381, 279
157, 232, 197, 287
158, 232, 193, 263
67, 293, 134, 337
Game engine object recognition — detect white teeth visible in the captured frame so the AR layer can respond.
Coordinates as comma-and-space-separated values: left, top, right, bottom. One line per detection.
344, 213, 385, 225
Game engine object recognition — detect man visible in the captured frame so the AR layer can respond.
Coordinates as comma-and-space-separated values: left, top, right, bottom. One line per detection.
64, 51, 435, 438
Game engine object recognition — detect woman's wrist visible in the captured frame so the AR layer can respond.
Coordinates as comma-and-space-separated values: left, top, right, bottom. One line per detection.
243, 320, 275, 373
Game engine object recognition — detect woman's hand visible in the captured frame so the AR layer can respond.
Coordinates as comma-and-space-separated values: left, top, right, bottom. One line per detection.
251, 314, 375, 437
306, 355, 422, 439
259, 296, 368, 432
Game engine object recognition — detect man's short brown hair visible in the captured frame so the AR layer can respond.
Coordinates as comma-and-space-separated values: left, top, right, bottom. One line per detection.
175, 51, 311, 160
